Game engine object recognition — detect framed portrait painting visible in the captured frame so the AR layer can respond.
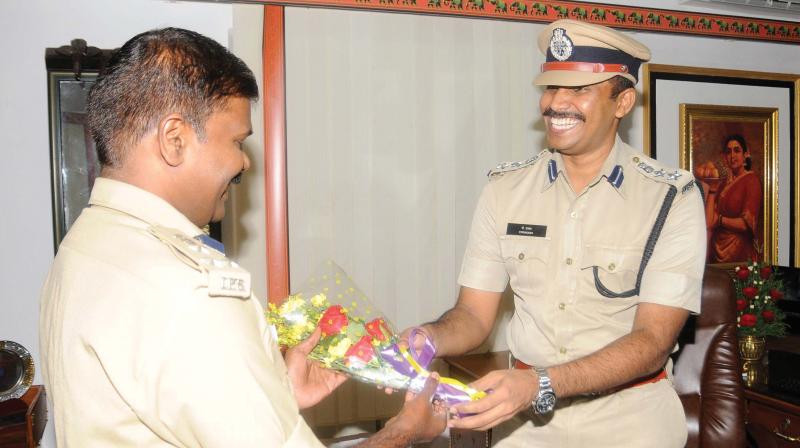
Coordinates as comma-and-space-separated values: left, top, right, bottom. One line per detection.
679, 104, 778, 268
643, 64, 799, 266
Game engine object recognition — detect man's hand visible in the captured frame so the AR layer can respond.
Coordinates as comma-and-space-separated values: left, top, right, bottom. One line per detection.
284, 327, 347, 409
449, 369, 539, 431
397, 326, 433, 359
359, 374, 447, 447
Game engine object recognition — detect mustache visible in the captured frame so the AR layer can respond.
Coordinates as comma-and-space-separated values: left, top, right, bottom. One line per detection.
542, 108, 586, 122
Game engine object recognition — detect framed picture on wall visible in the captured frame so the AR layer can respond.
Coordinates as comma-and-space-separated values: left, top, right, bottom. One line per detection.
679, 104, 778, 267
47, 70, 101, 252
643, 64, 799, 266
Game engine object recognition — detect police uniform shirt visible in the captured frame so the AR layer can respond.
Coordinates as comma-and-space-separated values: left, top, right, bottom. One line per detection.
457, 137, 706, 447
39, 178, 323, 447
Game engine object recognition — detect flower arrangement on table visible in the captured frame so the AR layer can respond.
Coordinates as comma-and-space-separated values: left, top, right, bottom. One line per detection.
733, 261, 788, 338
266, 260, 486, 405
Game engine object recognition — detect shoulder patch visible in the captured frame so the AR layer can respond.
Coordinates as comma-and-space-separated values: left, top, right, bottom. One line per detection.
488, 150, 550, 179
148, 225, 251, 299
630, 156, 696, 194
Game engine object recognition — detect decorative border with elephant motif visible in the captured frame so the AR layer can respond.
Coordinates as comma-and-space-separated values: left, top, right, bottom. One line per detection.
251, 0, 800, 44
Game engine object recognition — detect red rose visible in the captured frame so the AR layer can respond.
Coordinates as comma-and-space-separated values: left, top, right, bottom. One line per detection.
365, 318, 390, 342
736, 267, 751, 280
345, 335, 375, 363
742, 286, 758, 299
736, 299, 747, 311
319, 305, 348, 337
760, 266, 773, 280
740, 313, 758, 327
770, 288, 784, 301
762, 310, 776, 322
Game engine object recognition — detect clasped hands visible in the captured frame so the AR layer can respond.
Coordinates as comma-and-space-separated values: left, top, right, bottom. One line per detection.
399, 328, 541, 432
284, 326, 447, 443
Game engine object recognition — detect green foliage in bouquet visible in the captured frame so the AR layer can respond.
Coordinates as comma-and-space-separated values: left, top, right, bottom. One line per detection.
266, 262, 411, 389
733, 261, 789, 338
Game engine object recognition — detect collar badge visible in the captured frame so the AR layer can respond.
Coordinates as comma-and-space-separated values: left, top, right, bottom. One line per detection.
549, 28, 573, 61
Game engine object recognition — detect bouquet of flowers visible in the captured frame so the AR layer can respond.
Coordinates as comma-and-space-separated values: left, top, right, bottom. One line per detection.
267, 260, 486, 405
733, 261, 789, 337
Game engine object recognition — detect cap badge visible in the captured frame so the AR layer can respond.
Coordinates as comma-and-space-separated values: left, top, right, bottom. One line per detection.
549, 28, 573, 62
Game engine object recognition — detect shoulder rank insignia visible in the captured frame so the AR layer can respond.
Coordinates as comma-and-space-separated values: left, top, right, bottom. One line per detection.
631, 156, 695, 194
488, 150, 550, 179
148, 225, 251, 299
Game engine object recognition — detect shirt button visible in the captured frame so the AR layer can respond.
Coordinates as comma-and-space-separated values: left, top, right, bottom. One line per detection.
558, 302, 566, 310
559, 347, 567, 354
608, 263, 616, 271
566, 258, 573, 265
518, 253, 525, 260
570, 211, 577, 218
633, 157, 640, 163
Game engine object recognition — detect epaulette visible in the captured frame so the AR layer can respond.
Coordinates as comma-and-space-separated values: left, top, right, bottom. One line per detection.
148, 225, 251, 299
487, 150, 550, 179
630, 156, 696, 195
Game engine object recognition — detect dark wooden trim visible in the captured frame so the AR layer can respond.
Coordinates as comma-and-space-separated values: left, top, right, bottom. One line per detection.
263, 5, 290, 303
248, 0, 800, 44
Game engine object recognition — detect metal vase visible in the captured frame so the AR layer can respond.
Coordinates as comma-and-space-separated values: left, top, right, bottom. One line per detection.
739, 335, 767, 361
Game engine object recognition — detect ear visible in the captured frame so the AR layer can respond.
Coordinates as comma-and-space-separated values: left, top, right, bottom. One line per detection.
158, 113, 190, 167
614, 87, 636, 119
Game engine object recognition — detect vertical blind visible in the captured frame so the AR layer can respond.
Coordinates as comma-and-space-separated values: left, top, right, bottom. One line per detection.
285, 6, 543, 426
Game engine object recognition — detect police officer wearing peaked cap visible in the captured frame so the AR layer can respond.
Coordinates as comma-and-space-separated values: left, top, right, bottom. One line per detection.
402, 19, 706, 448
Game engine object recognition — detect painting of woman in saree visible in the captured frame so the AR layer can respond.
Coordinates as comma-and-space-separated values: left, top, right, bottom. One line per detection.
695, 135, 762, 263
681, 103, 778, 266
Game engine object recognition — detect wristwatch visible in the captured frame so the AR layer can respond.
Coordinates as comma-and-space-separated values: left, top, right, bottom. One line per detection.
532, 367, 557, 414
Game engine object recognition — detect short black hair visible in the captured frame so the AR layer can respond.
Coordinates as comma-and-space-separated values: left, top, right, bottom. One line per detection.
608, 76, 634, 99
87, 27, 259, 167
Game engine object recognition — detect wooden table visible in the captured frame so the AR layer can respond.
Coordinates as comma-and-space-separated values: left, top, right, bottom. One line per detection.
744, 336, 800, 447
0, 385, 47, 448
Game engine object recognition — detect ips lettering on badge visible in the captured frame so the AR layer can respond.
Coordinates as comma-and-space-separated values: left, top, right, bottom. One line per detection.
507, 223, 547, 237
208, 269, 251, 299
222, 276, 246, 292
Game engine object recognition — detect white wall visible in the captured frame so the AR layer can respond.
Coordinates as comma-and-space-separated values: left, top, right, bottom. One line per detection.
282, 4, 800, 357
0, 1, 235, 445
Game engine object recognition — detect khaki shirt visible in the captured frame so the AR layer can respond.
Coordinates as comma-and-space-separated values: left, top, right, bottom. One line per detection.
458, 137, 706, 369
40, 178, 322, 447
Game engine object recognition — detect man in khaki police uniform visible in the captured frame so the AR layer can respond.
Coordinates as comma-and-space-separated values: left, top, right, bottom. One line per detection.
405, 20, 706, 447
39, 28, 444, 447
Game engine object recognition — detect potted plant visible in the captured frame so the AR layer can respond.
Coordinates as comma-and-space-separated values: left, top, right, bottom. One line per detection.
733, 261, 788, 366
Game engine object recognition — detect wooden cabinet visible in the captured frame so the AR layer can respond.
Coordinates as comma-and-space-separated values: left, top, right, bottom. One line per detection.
745, 336, 800, 447
746, 389, 800, 447
0, 386, 47, 448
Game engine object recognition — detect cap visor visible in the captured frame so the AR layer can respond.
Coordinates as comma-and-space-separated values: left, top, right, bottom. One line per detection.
534, 70, 618, 87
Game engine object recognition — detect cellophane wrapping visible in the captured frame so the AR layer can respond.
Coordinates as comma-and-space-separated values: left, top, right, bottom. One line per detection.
266, 260, 486, 404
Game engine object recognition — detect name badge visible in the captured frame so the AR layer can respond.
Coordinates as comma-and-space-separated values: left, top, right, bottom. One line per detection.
507, 223, 547, 237
208, 268, 251, 299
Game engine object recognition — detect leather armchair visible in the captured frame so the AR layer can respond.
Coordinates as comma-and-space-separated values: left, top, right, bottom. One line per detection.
672, 266, 745, 448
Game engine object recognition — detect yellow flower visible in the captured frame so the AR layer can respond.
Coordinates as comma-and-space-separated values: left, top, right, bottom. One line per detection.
328, 337, 353, 358
311, 293, 328, 307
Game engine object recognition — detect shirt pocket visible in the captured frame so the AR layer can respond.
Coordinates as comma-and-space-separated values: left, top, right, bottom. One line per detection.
581, 245, 644, 298
499, 237, 551, 298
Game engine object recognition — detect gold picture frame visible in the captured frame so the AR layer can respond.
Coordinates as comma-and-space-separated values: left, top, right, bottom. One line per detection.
679, 104, 778, 268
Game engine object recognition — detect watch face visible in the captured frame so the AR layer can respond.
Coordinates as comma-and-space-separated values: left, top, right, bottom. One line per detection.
535, 392, 556, 414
